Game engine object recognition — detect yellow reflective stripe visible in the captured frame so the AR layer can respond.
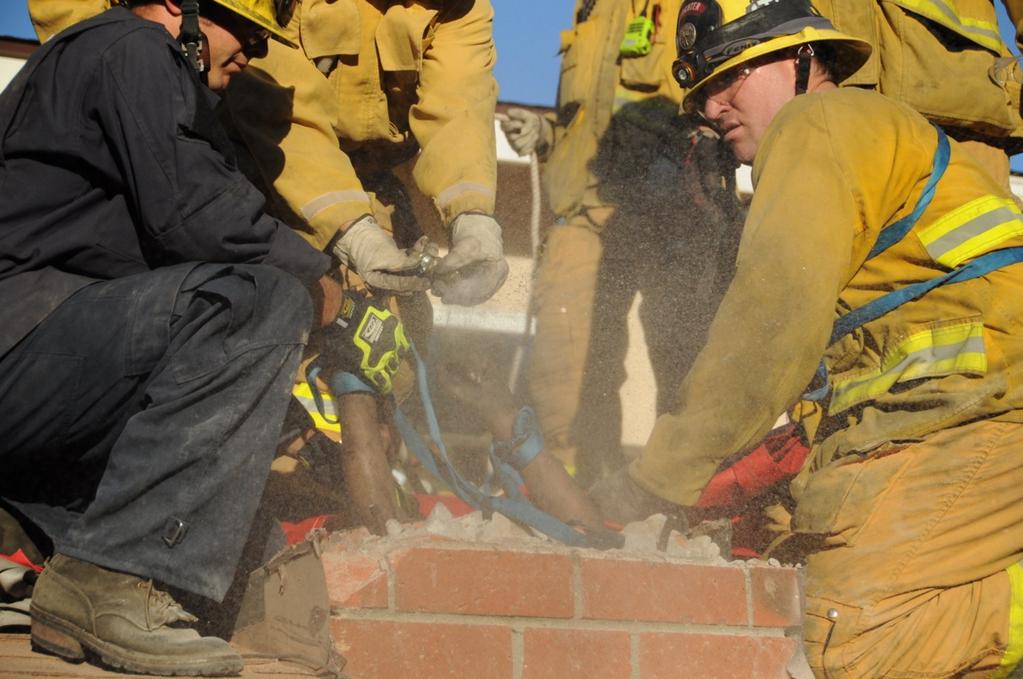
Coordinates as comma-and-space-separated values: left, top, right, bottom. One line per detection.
291, 382, 341, 434
830, 322, 986, 414
918, 196, 1023, 268
891, 0, 1003, 52
991, 562, 1023, 679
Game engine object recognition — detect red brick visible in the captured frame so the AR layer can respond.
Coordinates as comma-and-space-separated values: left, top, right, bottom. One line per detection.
391, 547, 574, 618
522, 629, 631, 679
322, 550, 389, 609
639, 632, 796, 679
580, 558, 747, 625
750, 567, 802, 628
331, 619, 512, 679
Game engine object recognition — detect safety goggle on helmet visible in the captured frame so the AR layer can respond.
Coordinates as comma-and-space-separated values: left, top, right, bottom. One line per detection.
673, 0, 871, 113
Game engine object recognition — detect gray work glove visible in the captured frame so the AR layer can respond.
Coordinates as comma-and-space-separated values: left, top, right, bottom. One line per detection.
331, 215, 431, 293
499, 107, 553, 157
588, 465, 679, 526
431, 213, 509, 306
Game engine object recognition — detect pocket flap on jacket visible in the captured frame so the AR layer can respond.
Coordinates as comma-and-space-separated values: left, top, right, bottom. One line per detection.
377, 5, 437, 72
300, 0, 361, 60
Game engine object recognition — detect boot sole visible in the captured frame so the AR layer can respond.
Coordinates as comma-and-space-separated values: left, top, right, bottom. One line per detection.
30, 604, 243, 676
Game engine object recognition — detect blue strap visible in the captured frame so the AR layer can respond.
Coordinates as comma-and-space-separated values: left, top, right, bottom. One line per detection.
830, 247, 1023, 345
804, 125, 953, 403
867, 126, 950, 260
490, 406, 544, 472
304, 364, 375, 426
329, 371, 376, 396
805, 247, 1023, 403
304, 364, 337, 425
802, 361, 830, 403
393, 344, 622, 549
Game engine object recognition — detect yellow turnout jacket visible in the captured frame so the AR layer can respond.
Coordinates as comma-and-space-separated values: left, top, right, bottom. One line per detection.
632, 88, 1023, 505
30, 0, 499, 252
225, 0, 498, 250
816, 0, 1023, 146
545, 0, 691, 221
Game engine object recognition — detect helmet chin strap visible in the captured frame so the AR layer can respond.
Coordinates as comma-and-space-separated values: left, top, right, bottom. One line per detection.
795, 43, 814, 95
178, 0, 210, 85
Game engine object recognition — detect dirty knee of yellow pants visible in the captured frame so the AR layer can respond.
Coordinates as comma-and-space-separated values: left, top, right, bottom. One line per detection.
805, 570, 1012, 679
528, 222, 603, 448
797, 420, 1023, 678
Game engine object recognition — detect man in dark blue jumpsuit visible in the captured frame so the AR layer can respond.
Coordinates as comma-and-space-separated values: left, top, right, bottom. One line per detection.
0, 1, 347, 674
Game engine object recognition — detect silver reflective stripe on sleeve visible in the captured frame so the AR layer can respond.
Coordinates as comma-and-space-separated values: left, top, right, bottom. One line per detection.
300, 190, 372, 222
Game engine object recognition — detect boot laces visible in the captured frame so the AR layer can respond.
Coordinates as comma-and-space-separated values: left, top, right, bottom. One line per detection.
140, 581, 199, 628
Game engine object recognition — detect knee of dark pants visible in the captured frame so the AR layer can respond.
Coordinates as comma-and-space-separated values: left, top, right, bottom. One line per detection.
171, 264, 312, 383
194, 263, 312, 342
244, 265, 313, 342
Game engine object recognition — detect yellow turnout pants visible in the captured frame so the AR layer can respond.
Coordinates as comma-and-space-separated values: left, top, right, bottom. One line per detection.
798, 419, 1023, 678
527, 220, 604, 477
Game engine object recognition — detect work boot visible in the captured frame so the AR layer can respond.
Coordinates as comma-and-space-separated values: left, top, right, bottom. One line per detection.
30, 553, 243, 676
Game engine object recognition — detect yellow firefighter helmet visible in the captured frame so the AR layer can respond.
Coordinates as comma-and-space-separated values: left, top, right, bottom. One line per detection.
673, 0, 871, 112
210, 0, 297, 45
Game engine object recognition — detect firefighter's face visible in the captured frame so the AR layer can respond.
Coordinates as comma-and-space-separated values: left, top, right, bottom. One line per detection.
700, 56, 797, 164
199, 13, 268, 91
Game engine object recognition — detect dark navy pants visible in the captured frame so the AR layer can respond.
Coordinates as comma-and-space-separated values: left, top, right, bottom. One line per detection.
0, 263, 311, 601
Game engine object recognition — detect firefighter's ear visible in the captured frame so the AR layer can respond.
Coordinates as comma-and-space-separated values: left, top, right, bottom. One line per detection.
164, 0, 183, 18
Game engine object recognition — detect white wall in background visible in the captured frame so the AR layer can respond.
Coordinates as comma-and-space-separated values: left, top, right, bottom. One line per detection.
0, 56, 24, 90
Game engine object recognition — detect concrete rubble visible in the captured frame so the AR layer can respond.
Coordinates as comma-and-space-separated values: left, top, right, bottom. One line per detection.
331, 501, 790, 567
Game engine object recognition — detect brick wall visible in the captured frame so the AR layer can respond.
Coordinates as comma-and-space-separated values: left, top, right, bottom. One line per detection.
322, 529, 802, 679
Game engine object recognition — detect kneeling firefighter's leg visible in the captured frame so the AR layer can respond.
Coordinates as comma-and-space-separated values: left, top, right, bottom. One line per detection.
527, 221, 603, 474
798, 420, 1023, 678
56, 264, 312, 602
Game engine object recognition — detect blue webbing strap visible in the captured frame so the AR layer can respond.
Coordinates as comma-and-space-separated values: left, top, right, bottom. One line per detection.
802, 125, 1022, 403
802, 361, 831, 403
804, 247, 1023, 402
867, 126, 950, 260
311, 345, 623, 548
304, 364, 375, 426
391, 344, 621, 549
490, 406, 545, 472
829, 247, 1023, 345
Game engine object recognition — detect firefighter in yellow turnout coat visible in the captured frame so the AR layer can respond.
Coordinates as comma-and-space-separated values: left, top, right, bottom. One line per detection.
222, 0, 507, 308
588, 1, 1023, 675
30, 0, 507, 307
29, 0, 109, 40
814, 0, 1023, 188
501, 0, 742, 485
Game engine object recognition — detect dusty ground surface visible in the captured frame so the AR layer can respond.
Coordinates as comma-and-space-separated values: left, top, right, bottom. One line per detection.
0, 633, 325, 678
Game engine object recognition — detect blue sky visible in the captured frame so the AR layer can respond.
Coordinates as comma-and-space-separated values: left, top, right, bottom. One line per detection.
1, 1, 1021, 167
